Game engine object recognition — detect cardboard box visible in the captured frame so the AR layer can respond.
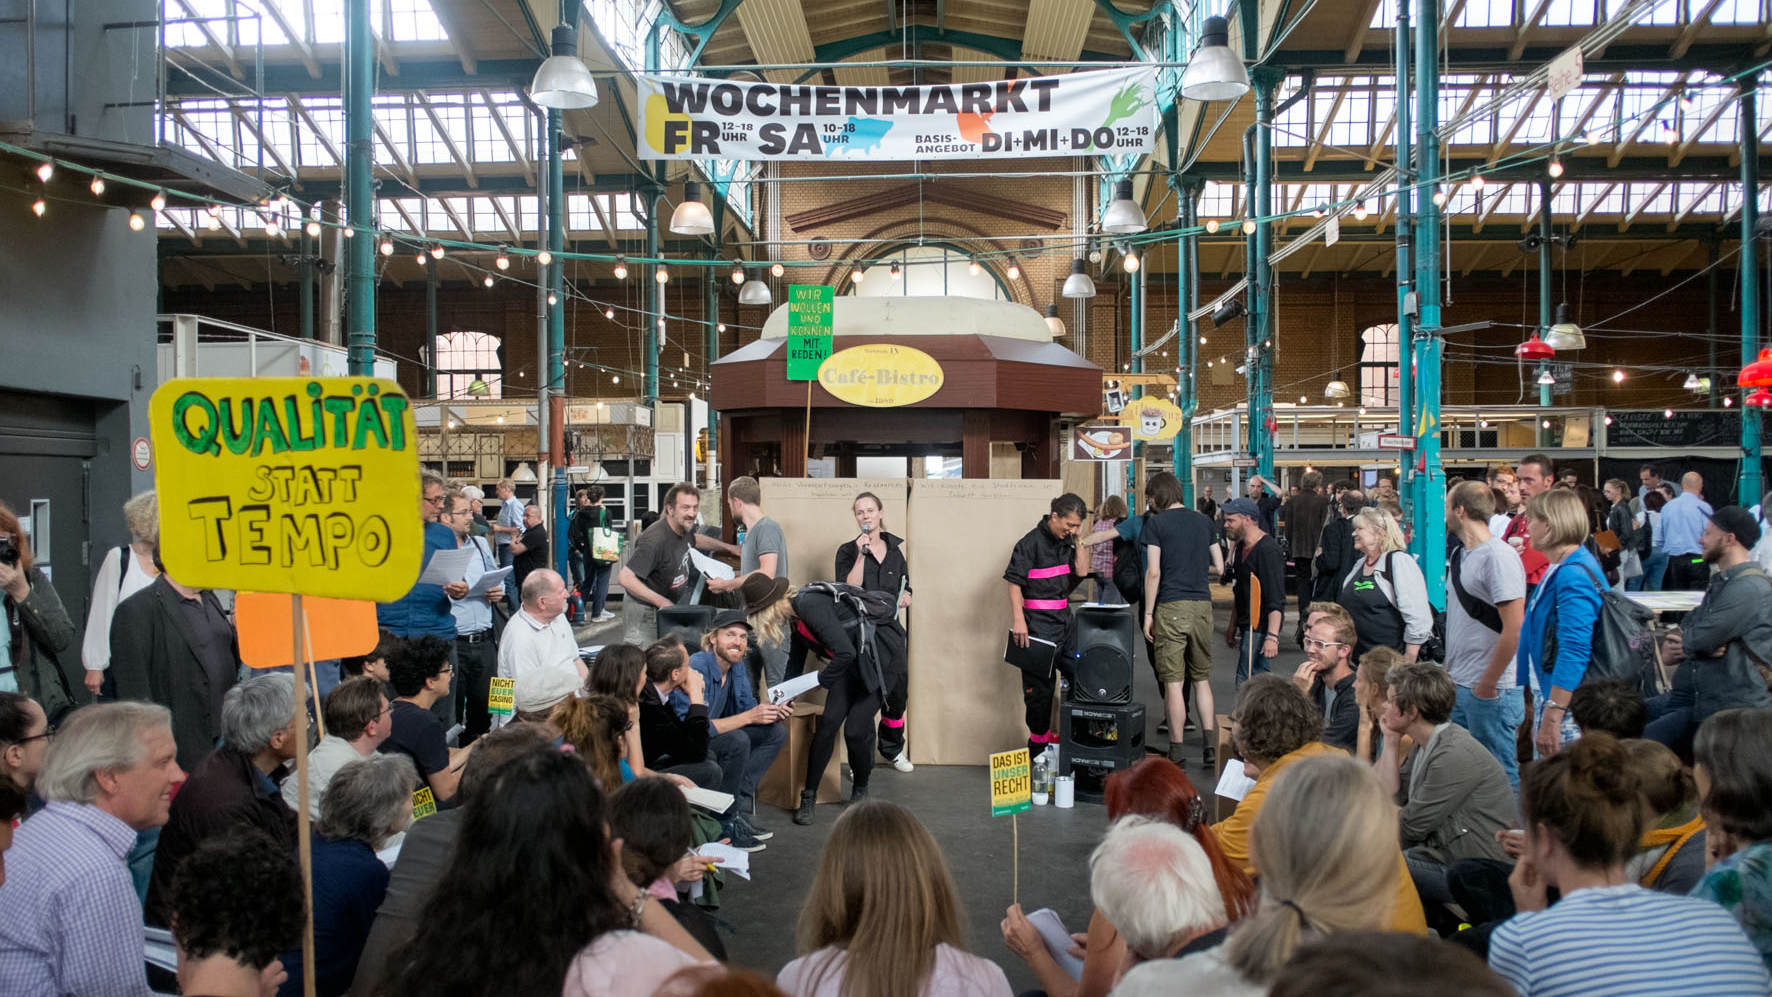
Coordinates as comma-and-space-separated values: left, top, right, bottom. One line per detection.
1213, 714, 1239, 823
757, 700, 844, 809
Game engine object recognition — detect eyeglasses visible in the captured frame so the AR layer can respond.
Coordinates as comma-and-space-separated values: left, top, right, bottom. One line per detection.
14, 725, 56, 745
1302, 637, 1347, 651
422, 494, 445, 506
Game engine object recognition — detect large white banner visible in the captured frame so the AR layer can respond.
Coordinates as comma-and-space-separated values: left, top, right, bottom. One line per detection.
634, 67, 1158, 161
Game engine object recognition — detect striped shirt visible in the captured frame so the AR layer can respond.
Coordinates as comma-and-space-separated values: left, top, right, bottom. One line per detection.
0, 801, 165, 996
1489, 883, 1770, 997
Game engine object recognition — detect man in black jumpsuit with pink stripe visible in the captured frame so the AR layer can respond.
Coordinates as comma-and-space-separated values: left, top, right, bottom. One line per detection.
1005, 494, 1090, 755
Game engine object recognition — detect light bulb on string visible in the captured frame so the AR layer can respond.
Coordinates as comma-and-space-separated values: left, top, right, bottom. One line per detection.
1122, 249, 1140, 273
416, 251, 428, 266
1353, 201, 1369, 221
1431, 187, 1447, 207
731, 263, 744, 285
1006, 261, 1020, 280
265, 217, 281, 237
604, 308, 615, 319
547, 292, 558, 306
495, 248, 511, 270
204, 211, 219, 231
305, 219, 322, 237
35, 162, 53, 182
717, 322, 727, 333
613, 256, 628, 279
654, 264, 669, 284
968, 257, 981, 276
29, 198, 44, 217
89, 176, 105, 195
151, 190, 168, 211
1547, 157, 1564, 179
341, 224, 353, 237
890, 261, 901, 281
128, 211, 145, 231
1725, 396, 1734, 407
1241, 219, 1256, 235
1470, 172, 1486, 190
537, 249, 552, 265
1611, 369, 1626, 383
770, 262, 784, 277
612, 375, 620, 384
431, 244, 445, 259
851, 268, 865, 284
1205, 219, 1220, 233
483, 275, 495, 288
379, 235, 394, 256
657, 317, 666, 328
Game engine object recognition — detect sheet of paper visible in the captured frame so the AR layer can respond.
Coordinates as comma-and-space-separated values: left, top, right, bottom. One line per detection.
1026, 908, 1084, 981
1215, 764, 1257, 802
766, 671, 821, 705
689, 546, 735, 580
695, 840, 752, 880
144, 927, 178, 973
415, 546, 476, 586
465, 566, 512, 598
680, 785, 735, 814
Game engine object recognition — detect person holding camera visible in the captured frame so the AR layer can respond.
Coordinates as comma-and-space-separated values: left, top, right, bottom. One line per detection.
0, 502, 76, 724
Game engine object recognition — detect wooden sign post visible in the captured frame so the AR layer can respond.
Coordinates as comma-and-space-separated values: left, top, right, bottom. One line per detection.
150, 377, 421, 997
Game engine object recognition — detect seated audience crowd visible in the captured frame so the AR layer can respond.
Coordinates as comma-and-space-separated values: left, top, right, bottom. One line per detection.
6, 486, 1772, 997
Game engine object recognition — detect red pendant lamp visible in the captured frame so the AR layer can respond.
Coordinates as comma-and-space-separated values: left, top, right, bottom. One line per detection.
1739, 348, 1772, 388
1747, 388, 1772, 408
1515, 333, 1555, 361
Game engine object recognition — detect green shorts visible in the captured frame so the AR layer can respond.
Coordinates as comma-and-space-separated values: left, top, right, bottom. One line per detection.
1151, 599, 1214, 684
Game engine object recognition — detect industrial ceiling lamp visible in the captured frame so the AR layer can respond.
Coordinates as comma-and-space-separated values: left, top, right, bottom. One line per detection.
1542, 302, 1585, 350
1045, 304, 1066, 338
1739, 347, 1772, 387
1748, 389, 1772, 408
1102, 179, 1148, 234
1061, 258, 1096, 298
739, 276, 773, 305
1179, 15, 1251, 102
1536, 369, 1556, 386
1323, 371, 1351, 400
669, 181, 715, 236
530, 24, 600, 109
1514, 333, 1555, 361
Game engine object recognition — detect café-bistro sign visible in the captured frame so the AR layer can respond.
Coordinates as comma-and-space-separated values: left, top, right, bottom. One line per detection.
817, 344, 945, 408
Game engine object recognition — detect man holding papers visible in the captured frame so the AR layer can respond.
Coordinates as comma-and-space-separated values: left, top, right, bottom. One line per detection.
443, 489, 506, 742
377, 471, 465, 725
672, 609, 787, 846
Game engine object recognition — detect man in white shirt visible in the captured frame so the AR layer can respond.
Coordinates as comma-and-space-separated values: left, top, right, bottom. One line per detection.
443, 490, 504, 742
493, 570, 584, 729
281, 676, 390, 819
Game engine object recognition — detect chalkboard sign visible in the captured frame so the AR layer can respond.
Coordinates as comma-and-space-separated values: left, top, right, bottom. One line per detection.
1605, 410, 1743, 449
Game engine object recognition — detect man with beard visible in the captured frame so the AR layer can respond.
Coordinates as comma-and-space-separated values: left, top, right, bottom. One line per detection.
1223, 498, 1285, 689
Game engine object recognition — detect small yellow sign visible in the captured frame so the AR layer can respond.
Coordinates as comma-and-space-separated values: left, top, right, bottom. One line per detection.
817, 343, 945, 407
488, 676, 516, 716
1119, 397, 1187, 441
148, 377, 423, 601
990, 748, 1032, 817
411, 786, 437, 821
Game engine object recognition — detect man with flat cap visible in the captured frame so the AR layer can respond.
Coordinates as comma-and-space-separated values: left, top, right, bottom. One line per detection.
1644, 505, 1772, 755
673, 596, 790, 846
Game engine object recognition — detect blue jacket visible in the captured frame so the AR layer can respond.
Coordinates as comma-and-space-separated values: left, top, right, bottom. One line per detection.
375, 522, 460, 638
671, 648, 758, 732
1515, 545, 1605, 692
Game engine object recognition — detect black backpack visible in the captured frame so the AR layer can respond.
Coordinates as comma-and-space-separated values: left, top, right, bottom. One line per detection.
796, 581, 895, 691
1541, 558, 1657, 689
1111, 533, 1143, 604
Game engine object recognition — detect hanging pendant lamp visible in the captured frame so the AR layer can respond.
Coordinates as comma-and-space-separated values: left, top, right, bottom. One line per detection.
1542, 302, 1585, 350
1515, 334, 1555, 361
1739, 348, 1772, 387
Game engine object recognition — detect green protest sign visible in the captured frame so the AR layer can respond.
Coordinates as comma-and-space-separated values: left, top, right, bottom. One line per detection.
787, 284, 834, 381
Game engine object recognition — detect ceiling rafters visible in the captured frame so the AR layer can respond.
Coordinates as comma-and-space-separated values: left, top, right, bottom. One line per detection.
439, 197, 475, 238
585, 190, 621, 249
170, 0, 244, 79
257, 0, 321, 77
1671, 0, 1727, 57
371, 117, 418, 187
1668, 182, 1722, 230
1610, 71, 1687, 166
478, 90, 533, 185
1473, 181, 1515, 233
391, 198, 425, 234
1671, 93, 1732, 166
286, 95, 342, 165
230, 105, 297, 178
1304, 87, 1349, 171
1573, 181, 1619, 228
1508, 0, 1556, 61
416, 92, 479, 187
490, 197, 522, 241
1620, 182, 1670, 229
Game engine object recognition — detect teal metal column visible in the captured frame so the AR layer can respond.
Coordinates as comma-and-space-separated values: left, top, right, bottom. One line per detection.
704, 265, 719, 485
1172, 175, 1200, 507
1411, 0, 1446, 605
548, 91, 569, 580
1250, 69, 1281, 480
644, 26, 663, 407
1129, 258, 1144, 497
343, 0, 375, 375
1739, 73, 1762, 505
1537, 181, 1554, 443
1393, 0, 1413, 498
299, 230, 315, 340
425, 263, 437, 397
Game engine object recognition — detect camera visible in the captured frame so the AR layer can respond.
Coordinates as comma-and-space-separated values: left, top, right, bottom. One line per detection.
0, 534, 16, 567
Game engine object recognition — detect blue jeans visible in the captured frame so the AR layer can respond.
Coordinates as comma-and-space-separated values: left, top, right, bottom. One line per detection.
1627, 550, 1668, 591
1451, 685, 1527, 789
1644, 689, 1697, 756
585, 560, 613, 616
1234, 646, 1271, 689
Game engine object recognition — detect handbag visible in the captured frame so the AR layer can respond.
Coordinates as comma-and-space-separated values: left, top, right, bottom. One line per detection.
1618, 547, 1644, 581
1593, 528, 1622, 556
591, 526, 622, 563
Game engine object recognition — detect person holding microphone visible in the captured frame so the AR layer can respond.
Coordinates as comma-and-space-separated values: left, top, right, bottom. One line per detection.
836, 492, 914, 773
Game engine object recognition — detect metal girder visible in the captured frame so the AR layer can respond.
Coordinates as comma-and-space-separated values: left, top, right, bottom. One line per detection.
287, 96, 342, 165
1283, 41, 1753, 75
256, 0, 322, 78
165, 59, 543, 98
478, 90, 533, 185
371, 118, 418, 187
810, 26, 1124, 68
230, 105, 296, 179
415, 93, 479, 188
1089, 0, 1167, 60
655, 0, 747, 67
171, 0, 244, 79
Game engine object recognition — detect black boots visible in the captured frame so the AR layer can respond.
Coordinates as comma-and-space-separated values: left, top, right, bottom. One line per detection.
849, 782, 869, 803
793, 790, 815, 825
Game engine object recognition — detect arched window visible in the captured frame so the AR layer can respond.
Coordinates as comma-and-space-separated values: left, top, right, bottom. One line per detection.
1359, 323, 1399, 406
434, 331, 502, 398
843, 244, 1012, 301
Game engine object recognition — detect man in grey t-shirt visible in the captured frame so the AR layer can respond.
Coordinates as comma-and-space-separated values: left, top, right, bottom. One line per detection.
1444, 481, 1528, 788
708, 476, 792, 683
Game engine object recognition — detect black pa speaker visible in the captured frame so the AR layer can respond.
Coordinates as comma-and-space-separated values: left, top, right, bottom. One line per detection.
656, 604, 718, 648
1070, 605, 1135, 705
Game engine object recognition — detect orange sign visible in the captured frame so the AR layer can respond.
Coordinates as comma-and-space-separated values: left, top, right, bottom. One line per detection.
235, 591, 380, 668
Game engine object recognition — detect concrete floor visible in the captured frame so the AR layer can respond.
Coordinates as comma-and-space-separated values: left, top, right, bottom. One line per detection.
573, 590, 1313, 991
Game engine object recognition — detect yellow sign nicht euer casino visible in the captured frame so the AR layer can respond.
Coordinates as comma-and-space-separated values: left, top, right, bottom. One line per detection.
817, 343, 945, 407
150, 377, 423, 601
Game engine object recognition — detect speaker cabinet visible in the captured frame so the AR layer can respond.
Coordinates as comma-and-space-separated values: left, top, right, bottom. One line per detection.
1070, 605, 1135, 705
656, 604, 717, 646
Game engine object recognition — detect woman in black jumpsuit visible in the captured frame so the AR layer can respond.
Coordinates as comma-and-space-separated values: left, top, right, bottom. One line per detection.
1005, 494, 1090, 755
835, 491, 912, 769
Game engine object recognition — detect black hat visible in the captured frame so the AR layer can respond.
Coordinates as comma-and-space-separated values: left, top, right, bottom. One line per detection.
709, 607, 751, 632
1709, 506, 1762, 549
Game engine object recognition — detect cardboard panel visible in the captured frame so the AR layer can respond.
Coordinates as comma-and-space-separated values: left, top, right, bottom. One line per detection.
235, 592, 379, 668
758, 477, 911, 588
907, 478, 1063, 765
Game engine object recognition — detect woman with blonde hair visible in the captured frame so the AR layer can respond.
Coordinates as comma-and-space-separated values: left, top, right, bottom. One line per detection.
1336, 506, 1431, 662
1354, 645, 1407, 763
1113, 753, 1400, 997
837, 491, 914, 772
1514, 488, 1606, 758
779, 801, 1010, 997
80, 490, 160, 699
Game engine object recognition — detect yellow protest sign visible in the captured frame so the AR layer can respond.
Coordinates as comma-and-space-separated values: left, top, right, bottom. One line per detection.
818, 343, 945, 407
488, 676, 516, 716
149, 377, 423, 601
411, 786, 437, 821
990, 748, 1032, 817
